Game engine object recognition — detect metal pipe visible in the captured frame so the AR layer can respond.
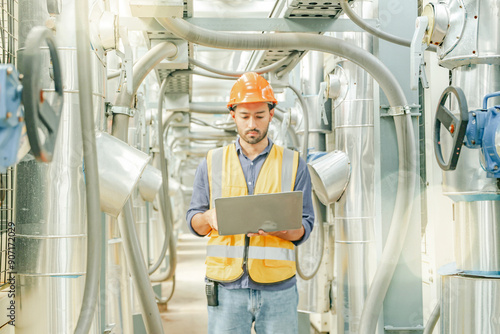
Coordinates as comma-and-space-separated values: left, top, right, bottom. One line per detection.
423, 303, 440, 334
111, 112, 164, 333
147, 93, 178, 275
114, 41, 178, 108
333, 6, 376, 330
118, 200, 164, 334
110, 39, 179, 331
74, 0, 101, 332
188, 51, 299, 77
156, 17, 407, 107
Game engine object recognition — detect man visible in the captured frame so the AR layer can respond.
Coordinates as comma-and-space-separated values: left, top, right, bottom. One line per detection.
186, 72, 314, 334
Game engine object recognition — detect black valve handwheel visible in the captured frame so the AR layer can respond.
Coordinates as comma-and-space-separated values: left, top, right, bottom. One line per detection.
20, 26, 63, 163
434, 86, 468, 171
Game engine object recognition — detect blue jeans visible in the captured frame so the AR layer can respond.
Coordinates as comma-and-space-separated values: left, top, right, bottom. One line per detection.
207, 284, 299, 334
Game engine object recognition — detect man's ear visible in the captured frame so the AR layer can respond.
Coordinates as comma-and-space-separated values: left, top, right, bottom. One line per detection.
230, 109, 235, 119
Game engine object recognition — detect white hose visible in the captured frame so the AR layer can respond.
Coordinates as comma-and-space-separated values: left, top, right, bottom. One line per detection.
74, 1, 101, 333
423, 303, 440, 334
340, 0, 411, 47
188, 51, 299, 77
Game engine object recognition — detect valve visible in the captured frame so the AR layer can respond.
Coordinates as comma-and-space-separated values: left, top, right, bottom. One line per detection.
464, 91, 500, 178
434, 86, 468, 171
0, 65, 24, 172
19, 26, 63, 163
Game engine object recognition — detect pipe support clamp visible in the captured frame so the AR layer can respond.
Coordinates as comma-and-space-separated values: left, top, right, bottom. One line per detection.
111, 106, 135, 117
388, 105, 411, 116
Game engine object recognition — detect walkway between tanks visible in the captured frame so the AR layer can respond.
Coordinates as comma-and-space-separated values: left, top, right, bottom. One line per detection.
160, 233, 208, 333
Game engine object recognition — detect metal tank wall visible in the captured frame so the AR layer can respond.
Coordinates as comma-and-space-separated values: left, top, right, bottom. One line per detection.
436, 0, 500, 332
15, 0, 104, 333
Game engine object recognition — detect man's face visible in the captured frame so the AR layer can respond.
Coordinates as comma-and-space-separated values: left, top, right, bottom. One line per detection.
231, 102, 274, 145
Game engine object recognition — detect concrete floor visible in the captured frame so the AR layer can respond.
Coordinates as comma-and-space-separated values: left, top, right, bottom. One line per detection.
160, 233, 209, 333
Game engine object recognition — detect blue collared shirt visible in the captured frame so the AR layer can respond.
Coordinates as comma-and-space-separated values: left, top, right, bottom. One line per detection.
186, 138, 315, 291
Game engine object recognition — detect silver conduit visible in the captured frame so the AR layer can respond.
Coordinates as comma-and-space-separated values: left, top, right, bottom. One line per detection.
156, 17, 407, 106
112, 115, 165, 334
287, 84, 309, 161
188, 51, 299, 77
340, 0, 410, 47
114, 41, 178, 108
156, 17, 416, 332
147, 100, 179, 276
110, 41, 180, 334
74, 0, 101, 333
423, 304, 440, 334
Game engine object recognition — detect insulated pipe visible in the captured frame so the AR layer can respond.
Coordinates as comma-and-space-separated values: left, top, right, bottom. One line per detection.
112, 113, 164, 334
340, 0, 411, 47
114, 41, 178, 108
74, 1, 101, 333
110, 41, 177, 332
423, 304, 440, 334
188, 51, 299, 77
156, 17, 407, 107
155, 17, 415, 332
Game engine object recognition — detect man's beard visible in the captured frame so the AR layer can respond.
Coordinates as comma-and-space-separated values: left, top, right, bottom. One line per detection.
239, 126, 268, 145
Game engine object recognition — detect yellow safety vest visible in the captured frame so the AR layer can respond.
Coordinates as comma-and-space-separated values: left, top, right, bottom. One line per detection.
205, 143, 300, 284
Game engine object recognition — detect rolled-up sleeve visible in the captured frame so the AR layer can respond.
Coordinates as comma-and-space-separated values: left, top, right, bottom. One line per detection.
292, 157, 315, 246
186, 159, 210, 237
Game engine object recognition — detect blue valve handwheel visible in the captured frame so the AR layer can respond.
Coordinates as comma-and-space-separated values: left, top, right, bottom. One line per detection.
19, 26, 63, 163
434, 86, 468, 171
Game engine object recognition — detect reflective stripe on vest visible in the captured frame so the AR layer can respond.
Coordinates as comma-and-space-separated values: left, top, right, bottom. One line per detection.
209, 147, 224, 208
248, 246, 296, 262
206, 245, 245, 258
205, 143, 299, 283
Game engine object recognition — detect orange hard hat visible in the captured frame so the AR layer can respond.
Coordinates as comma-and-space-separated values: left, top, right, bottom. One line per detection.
227, 72, 277, 110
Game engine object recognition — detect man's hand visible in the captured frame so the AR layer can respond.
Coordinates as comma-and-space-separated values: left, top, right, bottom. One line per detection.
247, 225, 305, 241
192, 208, 218, 236
205, 208, 218, 231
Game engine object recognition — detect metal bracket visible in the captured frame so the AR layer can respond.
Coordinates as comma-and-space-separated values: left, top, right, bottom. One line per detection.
111, 106, 135, 117
115, 26, 133, 95
410, 16, 430, 90
318, 81, 329, 126
387, 105, 412, 117
103, 323, 116, 334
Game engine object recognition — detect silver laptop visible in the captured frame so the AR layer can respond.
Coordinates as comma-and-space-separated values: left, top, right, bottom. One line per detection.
215, 191, 303, 236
